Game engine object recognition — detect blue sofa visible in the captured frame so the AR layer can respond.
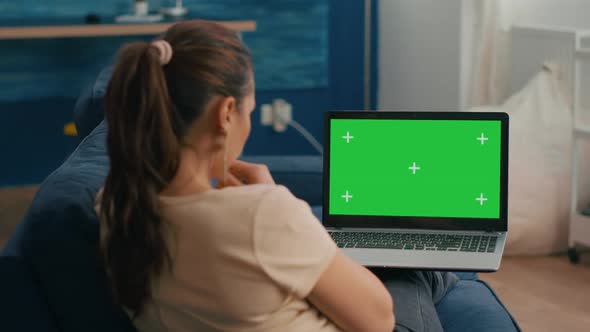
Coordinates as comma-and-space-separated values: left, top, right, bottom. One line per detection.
0, 69, 521, 331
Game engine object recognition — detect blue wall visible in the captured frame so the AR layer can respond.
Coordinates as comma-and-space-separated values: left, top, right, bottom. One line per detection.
0, 0, 329, 98
0, 0, 378, 186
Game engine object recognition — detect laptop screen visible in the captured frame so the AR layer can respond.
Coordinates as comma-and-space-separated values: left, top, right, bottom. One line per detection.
326, 115, 506, 227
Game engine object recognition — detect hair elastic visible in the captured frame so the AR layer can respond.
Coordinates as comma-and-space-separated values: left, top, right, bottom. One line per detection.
151, 40, 173, 65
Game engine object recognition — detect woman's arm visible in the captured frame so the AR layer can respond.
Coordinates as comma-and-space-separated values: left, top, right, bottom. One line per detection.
307, 252, 395, 332
225, 161, 394, 331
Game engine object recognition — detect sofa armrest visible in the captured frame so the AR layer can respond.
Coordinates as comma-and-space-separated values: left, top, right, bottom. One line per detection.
436, 279, 521, 332
0, 256, 59, 331
73, 66, 112, 140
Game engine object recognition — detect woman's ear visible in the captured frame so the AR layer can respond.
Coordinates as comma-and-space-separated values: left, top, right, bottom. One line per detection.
216, 96, 237, 133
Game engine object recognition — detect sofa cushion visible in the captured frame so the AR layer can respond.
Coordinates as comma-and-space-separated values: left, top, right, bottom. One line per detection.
311, 206, 323, 221
2, 121, 136, 332
0, 256, 60, 332
437, 279, 520, 331
73, 67, 112, 140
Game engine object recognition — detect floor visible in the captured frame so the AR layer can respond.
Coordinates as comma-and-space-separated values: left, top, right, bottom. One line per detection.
0, 186, 38, 246
480, 255, 590, 332
1, 186, 590, 331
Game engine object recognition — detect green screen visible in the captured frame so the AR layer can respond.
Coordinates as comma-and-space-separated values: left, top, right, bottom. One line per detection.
329, 119, 502, 219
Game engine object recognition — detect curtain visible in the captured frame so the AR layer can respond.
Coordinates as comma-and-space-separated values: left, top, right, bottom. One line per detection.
467, 0, 514, 107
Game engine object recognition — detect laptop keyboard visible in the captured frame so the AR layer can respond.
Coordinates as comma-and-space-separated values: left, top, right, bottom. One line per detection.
328, 232, 498, 253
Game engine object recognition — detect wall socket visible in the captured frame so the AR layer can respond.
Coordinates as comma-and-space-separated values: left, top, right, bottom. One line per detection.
260, 99, 292, 132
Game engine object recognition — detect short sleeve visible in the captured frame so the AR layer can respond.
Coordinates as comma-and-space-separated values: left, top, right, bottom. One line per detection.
253, 186, 338, 298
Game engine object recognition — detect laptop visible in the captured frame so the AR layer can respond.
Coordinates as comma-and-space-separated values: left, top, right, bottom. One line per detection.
322, 111, 509, 272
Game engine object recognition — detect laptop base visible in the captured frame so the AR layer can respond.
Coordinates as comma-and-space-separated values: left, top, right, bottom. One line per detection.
330, 229, 506, 272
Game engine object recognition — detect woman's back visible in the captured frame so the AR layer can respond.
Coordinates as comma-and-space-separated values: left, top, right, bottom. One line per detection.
135, 184, 341, 332
98, 20, 394, 332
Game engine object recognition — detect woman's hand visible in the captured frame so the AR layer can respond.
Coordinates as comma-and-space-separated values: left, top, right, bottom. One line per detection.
219, 160, 275, 187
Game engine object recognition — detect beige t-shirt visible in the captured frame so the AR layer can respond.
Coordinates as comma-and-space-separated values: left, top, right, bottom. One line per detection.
126, 184, 340, 332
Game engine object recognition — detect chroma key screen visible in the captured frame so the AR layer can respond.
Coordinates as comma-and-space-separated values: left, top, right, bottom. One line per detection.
328, 119, 502, 219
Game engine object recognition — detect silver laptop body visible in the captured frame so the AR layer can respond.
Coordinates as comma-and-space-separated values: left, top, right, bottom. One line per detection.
322, 111, 509, 272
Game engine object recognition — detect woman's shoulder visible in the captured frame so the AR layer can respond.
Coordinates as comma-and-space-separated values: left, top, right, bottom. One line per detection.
222, 184, 301, 209
157, 184, 296, 208
229, 184, 293, 198
224, 183, 282, 196
211, 183, 290, 198
209, 185, 307, 219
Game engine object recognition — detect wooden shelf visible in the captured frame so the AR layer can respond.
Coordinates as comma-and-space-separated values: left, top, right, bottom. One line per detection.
0, 20, 256, 39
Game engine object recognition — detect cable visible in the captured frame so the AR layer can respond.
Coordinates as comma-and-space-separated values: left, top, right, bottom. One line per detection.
272, 99, 324, 155
288, 119, 324, 155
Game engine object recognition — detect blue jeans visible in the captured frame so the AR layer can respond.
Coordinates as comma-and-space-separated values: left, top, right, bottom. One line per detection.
372, 269, 459, 332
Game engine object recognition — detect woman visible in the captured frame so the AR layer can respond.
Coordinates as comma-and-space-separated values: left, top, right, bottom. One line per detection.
98, 20, 457, 332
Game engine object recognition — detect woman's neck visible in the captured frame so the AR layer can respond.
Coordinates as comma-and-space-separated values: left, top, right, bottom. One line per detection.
161, 147, 215, 197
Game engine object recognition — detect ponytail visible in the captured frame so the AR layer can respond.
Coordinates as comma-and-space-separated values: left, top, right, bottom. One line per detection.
99, 20, 253, 317
100, 41, 179, 316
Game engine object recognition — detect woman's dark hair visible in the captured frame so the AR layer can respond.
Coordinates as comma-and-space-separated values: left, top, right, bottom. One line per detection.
99, 20, 252, 316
